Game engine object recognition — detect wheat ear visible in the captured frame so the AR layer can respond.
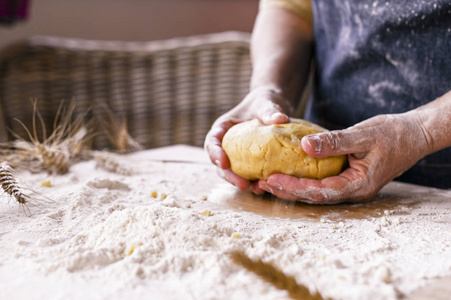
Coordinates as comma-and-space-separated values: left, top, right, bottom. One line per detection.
229, 251, 326, 300
8, 101, 93, 174
0, 161, 29, 205
95, 103, 142, 153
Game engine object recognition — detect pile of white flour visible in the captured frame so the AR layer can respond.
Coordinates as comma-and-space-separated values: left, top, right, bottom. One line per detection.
0, 146, 450, 300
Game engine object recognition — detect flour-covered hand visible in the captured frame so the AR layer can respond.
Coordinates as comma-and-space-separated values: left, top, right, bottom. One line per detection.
259, 112, 433, 204
205, 87, 292, 193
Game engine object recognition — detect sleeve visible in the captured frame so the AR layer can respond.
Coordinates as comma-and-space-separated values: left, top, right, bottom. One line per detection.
259, 0, 312, 23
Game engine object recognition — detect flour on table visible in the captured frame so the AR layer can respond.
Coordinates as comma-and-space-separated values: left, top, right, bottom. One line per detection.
0, 148, 450, 300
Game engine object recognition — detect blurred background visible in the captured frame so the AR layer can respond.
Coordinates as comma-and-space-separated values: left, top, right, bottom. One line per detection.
0, 0, 259, 149
0, 0, 258, 50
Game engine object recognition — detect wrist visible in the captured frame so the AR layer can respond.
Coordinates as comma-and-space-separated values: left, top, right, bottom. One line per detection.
249, 84, 283, 95
250, 59, 306, 107
402, 110, 435, 157
410, 92, 451, 154
249, 62, 286, 93
247, 85, 294, 115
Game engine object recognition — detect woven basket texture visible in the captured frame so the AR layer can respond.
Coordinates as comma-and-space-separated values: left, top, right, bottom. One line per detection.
0, 32, 252, 149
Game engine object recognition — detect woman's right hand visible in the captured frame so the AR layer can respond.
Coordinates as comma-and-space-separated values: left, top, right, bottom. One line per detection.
204, 86, 292, 193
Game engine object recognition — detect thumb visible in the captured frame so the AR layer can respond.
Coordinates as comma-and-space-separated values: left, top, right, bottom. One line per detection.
301, 129, 372, 158
247, 87, 291, 125
258, 104, 290, 125
261, 111, 290, 125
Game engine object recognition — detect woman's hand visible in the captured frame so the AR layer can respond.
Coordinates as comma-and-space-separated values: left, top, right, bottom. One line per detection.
204, 87, 292, 194
258, 112, 433, 204
204, 4, 313, 194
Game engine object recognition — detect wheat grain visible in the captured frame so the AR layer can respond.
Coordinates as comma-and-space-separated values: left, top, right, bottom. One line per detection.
229, 251, 326, 300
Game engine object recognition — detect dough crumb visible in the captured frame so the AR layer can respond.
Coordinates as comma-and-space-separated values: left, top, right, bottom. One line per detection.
41, 180, 52, 187
199, 210, 212, 217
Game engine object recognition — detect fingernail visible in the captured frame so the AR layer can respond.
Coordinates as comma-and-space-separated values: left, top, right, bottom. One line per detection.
215, 160, 221, 168
269, 181, 282, 190
260, 181, 273, 194
270, 112, 284, 121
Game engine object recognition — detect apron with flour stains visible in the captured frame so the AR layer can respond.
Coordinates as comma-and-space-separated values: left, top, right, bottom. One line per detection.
304, 0, 451, 189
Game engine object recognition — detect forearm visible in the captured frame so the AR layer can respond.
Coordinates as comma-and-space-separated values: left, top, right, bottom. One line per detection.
413, 90, 451, 155
250, 7, 313, 113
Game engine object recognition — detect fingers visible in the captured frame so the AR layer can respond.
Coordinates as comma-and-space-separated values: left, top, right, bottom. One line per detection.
217, 168, 251, 191
240, 87, 290, 125
205, 120, 236, 169
207, 122, 254, 191
205, 87, 294, 194
261, 176, 334, 204
216, 167, 264, 194
260, 110, 290, 125
259, 180, 300, 202
251, 181, 266, 195
259, 162, 373, 204
206, 90, 290, 177
258, 104, 290, 125
301, 128, 372, 158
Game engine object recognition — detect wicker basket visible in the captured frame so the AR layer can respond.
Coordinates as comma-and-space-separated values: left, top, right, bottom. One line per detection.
0, 31, 252, 149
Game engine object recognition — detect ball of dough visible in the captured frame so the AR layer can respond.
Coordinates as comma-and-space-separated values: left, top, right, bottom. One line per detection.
222, 118, 347, 180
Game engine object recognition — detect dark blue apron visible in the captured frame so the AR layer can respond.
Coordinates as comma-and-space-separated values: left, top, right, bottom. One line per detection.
305, 0, 451, 189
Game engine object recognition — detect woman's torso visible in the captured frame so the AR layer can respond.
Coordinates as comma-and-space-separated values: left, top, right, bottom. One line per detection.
305, 0, 451, 188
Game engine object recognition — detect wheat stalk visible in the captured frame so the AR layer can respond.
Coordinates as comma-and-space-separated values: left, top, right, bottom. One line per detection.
95, 103, 142, 153
5, 101, 93, 174
229, 251, 326, 300
92, 151, 132, 175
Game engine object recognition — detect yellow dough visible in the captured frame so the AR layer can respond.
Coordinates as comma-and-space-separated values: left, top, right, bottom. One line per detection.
222, 118, 347, 180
